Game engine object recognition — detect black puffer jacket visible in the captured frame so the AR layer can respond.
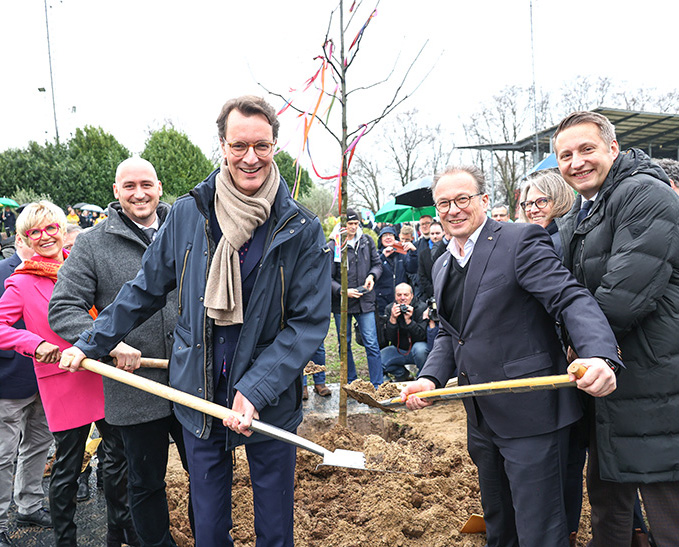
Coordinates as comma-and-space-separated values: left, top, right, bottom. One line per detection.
560, 149, 679, 483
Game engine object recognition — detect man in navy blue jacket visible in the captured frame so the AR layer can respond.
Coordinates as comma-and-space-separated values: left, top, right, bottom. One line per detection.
58, 96, 331, 547
0, 237, 53, 545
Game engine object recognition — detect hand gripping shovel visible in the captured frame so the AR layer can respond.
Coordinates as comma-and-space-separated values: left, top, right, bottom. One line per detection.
79, 358, 366, 471
345, 363, 588, 412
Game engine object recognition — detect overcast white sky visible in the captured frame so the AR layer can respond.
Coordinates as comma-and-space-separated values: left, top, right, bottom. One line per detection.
1, 0, 677, 184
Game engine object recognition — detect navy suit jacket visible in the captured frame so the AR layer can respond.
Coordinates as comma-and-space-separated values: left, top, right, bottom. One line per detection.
0, 253, 39, 399
422, 219, 619, 439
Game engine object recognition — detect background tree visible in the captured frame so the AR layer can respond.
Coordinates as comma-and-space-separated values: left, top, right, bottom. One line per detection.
463, 77, 679, 219
275, 150, 313, 197
463, 85, 546, 216
298, 184, 339, 221
350, 109, 454, 212
68, 125, 131, 207
349, 155, 382, 212
0, 127, 129, 209
1, 139, 93, 209
142, 125, 215, 200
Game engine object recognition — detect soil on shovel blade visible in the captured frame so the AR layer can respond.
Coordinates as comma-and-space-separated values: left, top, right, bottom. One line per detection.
165, 398, 594, 546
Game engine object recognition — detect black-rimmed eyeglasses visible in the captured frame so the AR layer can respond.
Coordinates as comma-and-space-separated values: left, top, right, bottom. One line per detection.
435, 193, 483, 214
519, 197, 551, 211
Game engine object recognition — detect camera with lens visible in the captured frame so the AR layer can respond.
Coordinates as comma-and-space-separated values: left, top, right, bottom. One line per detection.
426, 297, 439, 322
399, 304, 409, 315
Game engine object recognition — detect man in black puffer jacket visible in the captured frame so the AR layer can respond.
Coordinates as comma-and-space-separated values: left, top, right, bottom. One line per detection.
555, 111, 679, 547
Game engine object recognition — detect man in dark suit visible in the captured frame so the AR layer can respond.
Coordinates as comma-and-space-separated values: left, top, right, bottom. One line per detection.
402, 165, 620, 547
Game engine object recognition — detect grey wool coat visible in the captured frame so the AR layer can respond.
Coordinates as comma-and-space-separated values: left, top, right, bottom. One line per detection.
49, 202, 178, 426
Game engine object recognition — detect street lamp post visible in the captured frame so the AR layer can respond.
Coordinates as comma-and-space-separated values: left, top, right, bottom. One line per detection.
43, 0, 59, 143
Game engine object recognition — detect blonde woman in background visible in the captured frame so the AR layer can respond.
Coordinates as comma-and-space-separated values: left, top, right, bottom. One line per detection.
519, 168, 575, 259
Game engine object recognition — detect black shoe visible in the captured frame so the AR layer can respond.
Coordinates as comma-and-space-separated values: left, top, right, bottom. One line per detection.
107, 526, 141, 547
0, 530, 12, 546
16, 508, 52, 529
76, 473, 90, 502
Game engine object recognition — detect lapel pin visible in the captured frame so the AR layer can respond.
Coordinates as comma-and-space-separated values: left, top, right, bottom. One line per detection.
488, 236, 493, 240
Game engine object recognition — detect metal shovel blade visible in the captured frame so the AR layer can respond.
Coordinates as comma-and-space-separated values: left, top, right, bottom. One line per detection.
341, 385, 397, 413
320, 448, 366, 470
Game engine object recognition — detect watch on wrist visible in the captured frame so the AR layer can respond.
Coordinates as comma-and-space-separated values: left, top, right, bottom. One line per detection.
602, 358, 620, 374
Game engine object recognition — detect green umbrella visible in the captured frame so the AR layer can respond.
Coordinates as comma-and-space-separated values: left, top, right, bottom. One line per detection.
0, 197, 19, 208
374, 199, 436, 224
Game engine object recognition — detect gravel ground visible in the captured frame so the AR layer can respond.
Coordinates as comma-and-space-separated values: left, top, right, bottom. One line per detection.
6, 468, 108, 546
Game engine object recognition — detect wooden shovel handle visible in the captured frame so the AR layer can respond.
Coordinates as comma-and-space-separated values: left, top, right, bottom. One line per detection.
140, 357, 168, 369
397, 363, 589, 404
82, 358, 232, 419
567, 363, 588, 379
79, 358, 331, 457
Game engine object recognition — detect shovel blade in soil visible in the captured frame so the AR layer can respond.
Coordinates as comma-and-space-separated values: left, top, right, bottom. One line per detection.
321, 449, 366, 470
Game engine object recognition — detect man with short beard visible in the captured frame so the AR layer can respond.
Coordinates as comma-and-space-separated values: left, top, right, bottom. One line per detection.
50, 157, 188, 546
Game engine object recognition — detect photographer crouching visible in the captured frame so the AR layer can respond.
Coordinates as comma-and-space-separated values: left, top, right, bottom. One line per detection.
381, 283, 435, 382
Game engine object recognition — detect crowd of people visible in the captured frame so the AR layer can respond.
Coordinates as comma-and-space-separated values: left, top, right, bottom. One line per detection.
0, 99, 677, 547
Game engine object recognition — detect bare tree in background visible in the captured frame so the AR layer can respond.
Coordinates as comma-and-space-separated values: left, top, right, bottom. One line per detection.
616, 87, 679, 113
462, 77, 679, 220
463, 85, 548, 216
559, 76, 679, 115
350, 155, 383, 213
350, 109, 454, 211
560, 76, 613, 114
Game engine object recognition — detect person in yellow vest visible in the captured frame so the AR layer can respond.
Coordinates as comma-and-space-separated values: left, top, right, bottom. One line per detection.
66, 206, 79, 225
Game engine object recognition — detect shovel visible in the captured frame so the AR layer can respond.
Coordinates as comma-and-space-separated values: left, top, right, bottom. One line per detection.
344, 363, 588, 412
79, 358, 366, 471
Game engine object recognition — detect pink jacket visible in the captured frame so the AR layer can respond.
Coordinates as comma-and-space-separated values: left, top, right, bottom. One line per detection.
0, 255, 104, 432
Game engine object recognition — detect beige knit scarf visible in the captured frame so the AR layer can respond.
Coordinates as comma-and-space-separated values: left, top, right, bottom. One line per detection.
205, 160, 279, 325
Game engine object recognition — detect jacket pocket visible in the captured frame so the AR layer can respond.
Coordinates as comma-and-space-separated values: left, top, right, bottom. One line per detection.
501, 352, 552, 379
172, 324, 193, 366
477, 272, 508, 294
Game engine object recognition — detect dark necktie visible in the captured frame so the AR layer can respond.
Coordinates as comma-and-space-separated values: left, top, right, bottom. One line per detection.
576, 200, 593, 227
142, 227, 157, 242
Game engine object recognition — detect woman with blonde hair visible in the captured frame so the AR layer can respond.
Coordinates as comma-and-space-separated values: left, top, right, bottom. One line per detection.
0, 201, 137, 547
519, 168, 575, 258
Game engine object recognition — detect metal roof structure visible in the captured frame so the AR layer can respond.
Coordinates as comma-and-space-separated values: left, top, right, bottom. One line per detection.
460, 107, 679, 161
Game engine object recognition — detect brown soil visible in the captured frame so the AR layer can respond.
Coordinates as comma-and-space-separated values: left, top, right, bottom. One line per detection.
304, 361, 327, 374
165, 400, 593, 546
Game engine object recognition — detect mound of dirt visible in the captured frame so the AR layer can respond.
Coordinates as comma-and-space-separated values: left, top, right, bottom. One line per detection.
165, 400, 593, 546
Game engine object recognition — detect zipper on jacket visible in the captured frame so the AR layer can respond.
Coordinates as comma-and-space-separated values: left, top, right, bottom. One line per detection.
200, 218, 212, 434
279, 266, 285, 330
576, 238, 588, 290
178, 246, 191, 315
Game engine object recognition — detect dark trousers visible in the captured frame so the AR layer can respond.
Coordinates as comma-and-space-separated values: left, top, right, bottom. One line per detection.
119, 414, 193, 546
182, 417, 296, 547
467, 414, 570, 547
588, 423, 679, 547
50, 419, 132, 546
564, 422, 587, 534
